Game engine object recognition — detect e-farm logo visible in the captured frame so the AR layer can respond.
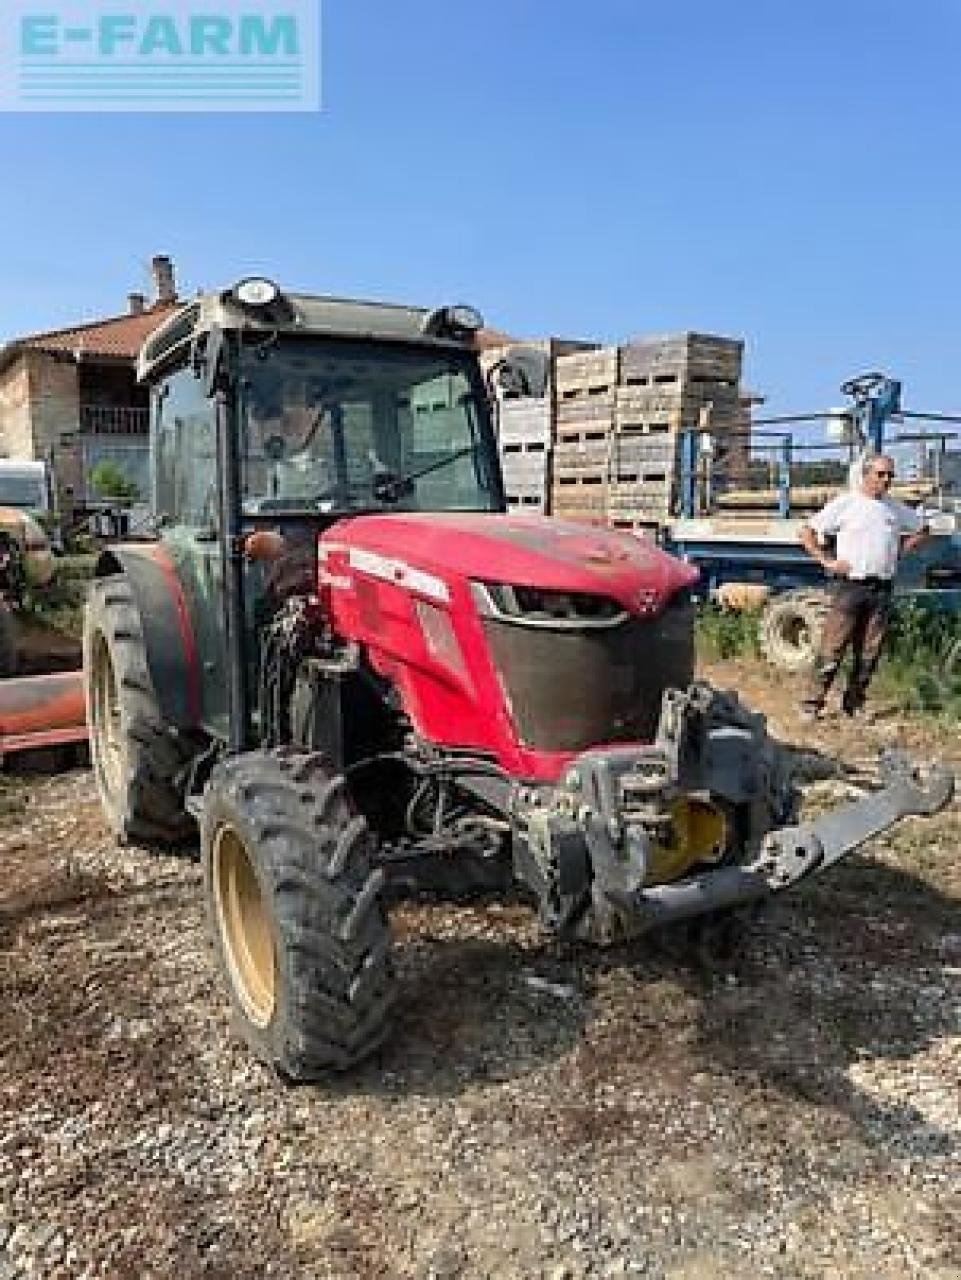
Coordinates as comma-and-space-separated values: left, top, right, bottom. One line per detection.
0, 1, 320, 112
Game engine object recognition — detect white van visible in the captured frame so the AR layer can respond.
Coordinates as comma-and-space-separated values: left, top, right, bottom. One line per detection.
0, 460, 55, 517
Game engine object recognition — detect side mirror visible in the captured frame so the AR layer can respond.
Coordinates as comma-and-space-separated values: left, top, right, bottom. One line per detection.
489, 347, 550, 401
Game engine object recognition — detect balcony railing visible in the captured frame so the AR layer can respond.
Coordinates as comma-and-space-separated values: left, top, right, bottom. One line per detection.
79, 404, 150, 436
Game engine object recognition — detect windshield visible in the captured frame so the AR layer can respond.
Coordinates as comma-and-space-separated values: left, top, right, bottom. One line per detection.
0, 473, 44, 510
239, 339, 501, 515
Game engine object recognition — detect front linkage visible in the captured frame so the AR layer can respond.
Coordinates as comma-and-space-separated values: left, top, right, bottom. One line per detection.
511, 683, 954, 943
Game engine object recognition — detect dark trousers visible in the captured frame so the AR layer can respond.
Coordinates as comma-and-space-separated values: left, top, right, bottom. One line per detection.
803, 579, 893, 712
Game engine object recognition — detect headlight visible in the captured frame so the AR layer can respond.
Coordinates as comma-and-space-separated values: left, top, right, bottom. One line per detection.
472, 581, 628, 628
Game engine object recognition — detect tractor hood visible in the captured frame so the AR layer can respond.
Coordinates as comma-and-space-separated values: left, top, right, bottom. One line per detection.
320, 512, 698, 614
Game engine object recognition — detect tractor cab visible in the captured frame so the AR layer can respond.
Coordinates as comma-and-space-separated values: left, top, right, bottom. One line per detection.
135, 280, 504, 743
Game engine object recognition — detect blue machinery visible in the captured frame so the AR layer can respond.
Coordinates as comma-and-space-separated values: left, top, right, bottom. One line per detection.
666, 373, 961, 604
678, 372, 904, 521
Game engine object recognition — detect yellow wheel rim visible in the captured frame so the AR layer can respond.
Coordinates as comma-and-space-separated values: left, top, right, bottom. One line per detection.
648, 798, 728, 885
212, 824, 276, 1028
90, 632, 123, 800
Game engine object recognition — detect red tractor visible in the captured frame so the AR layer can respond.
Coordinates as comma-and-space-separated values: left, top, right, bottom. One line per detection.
83, 280, 953, 1079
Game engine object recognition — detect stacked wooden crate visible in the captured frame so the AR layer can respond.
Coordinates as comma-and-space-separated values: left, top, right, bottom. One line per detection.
484, 338, 596, 514
552, 333, 743, 532
498, 398, 553, 513
611, 333, 743, 532
551, 347, 619, 523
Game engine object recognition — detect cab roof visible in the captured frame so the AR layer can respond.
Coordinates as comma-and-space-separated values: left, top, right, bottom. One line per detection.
137, 286, 481, 384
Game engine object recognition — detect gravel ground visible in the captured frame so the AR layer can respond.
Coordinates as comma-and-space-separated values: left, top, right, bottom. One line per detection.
0, 662, 958, 1279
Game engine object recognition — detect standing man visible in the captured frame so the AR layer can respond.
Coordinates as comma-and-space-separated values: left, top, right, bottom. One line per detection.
799, 454, 928, 718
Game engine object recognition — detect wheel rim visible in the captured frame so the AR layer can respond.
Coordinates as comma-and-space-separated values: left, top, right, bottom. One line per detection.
211, 824, 276, 1028
90, 632, 124, 800
779, 613, 811, 660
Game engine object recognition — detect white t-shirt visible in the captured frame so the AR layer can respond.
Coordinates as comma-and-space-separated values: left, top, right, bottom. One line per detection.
806, 492, 923, 581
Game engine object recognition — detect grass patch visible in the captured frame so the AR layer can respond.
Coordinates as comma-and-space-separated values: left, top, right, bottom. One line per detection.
876, 602, 961, 718
694, 605, 761, 661
22, 554, 95, 640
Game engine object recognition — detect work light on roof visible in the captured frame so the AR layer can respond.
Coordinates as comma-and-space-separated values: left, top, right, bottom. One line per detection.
448, 305, 483, 332
233, 277, 280, 308
421, 304, 485, 338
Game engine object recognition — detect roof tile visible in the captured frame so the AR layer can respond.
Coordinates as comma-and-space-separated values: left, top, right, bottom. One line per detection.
11, 302, 180, 362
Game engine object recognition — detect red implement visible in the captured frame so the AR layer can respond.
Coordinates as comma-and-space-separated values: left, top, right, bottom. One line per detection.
0, 670, 87, 760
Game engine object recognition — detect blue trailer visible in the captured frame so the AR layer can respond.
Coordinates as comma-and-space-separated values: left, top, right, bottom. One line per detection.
661, 374, 961, 668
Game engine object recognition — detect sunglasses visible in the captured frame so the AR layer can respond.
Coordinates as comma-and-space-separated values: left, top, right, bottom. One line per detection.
872, 469, 895, 479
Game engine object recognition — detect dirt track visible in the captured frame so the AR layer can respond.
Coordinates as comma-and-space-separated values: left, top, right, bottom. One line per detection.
1, 662, 959, 1279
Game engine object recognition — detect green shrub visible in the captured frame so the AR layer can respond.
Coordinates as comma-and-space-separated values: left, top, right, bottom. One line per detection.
89, 460, 139, 504
878, 602, 961, 718
695, 604, 761, 661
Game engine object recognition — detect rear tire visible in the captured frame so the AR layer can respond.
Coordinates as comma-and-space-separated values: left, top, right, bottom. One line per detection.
758, 589, 830, 672
0, 603, 17, 678
83, 575, 194, 844
201, 749, 395, 1079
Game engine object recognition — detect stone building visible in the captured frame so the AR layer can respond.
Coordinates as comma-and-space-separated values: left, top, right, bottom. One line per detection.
0, 255, 180, 513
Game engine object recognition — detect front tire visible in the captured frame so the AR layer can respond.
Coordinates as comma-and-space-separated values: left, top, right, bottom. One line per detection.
83, 576, 194, 844
0, 602, 17, 678
201, 750, 395, 1079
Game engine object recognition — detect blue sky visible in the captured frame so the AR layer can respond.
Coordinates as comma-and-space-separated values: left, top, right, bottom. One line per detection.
0, 0, 959, 416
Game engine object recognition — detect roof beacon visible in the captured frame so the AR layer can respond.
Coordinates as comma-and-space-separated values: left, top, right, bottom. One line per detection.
233, 278, 281, 308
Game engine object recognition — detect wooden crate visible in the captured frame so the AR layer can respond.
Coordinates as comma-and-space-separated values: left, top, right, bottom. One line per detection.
556, 391, 616, 426
553, 452, 609, 482
553, 423, 611, 475
555, 346, 619, 397
502, 466, 550, 496
620, 333, 742, 387
610, 433, 676, 476
497, 397, 553, 446
613, 409, 684, 436
507, 491, 548, 515
615, 383, 740, 418
608, 474, 673, 519
551, 472, 608, 519
608, 476, 672, 504
609, 516, 660, 540
500, 438, 550, 467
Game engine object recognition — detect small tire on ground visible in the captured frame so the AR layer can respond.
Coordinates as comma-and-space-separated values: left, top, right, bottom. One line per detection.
758, 589, 831, 672
83, 575, 195, 845
0, 603, 18, 678
201, 749, 395, 1080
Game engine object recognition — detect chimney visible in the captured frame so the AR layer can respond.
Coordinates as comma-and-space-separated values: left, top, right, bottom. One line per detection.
128, 292, 146, 316
151, 255, 177, 305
